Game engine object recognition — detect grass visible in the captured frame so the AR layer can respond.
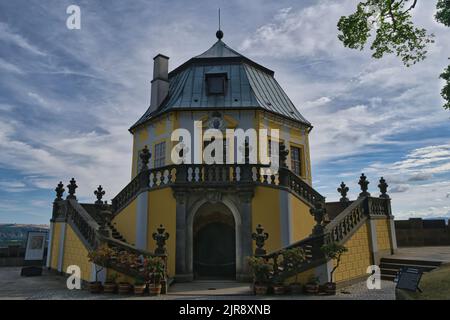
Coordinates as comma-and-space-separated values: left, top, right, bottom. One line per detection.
397, 264, 450, 300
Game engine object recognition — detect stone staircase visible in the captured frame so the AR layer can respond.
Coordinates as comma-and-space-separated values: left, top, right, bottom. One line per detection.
380, 257, 442, 281
259, 195, 392, 283
107, 222, 127, 243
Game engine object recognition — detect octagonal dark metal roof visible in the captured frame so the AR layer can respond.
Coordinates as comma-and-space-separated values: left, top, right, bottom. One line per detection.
130, 40, 311, 131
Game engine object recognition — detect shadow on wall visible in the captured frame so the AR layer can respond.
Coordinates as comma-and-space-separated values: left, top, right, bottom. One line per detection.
395, 218, 450, 247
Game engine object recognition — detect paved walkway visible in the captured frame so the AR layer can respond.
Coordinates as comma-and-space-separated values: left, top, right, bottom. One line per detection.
0, 267, 395, 300
392, 246, 450, 263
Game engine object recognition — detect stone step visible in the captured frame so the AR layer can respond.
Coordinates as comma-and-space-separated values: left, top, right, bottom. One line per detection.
381, 274, 396, 281
381, 258, 442, 267
379, 257, 442, 282
380, 263, 437, 273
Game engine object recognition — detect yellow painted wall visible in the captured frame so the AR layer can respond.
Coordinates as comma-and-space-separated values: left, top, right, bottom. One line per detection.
112, 199, 137, 246
290, 194, 314, 242
376, 219, 392, 252
62, 224, 92, 281
50, 222, 62, 270
147, 188, 176, 277
252, 187, 281, 253
333, 222, 373, 283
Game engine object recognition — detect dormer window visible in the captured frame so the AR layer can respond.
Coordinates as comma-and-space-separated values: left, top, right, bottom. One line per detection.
206, 73, 227, 95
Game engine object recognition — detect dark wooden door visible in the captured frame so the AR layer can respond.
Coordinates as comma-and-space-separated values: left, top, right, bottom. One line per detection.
194, 222, 236, 279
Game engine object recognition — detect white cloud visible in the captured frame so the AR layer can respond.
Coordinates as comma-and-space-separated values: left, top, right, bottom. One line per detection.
0, 57, 24, 74
239, 3, 358, 58
0, 22, 46, 56
0, 117, 132, 201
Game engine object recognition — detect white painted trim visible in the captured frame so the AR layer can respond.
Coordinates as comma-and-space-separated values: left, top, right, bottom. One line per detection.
135, 191, 148, 250
315, 260, 333, 283
90, 263, 107, 283
46, 222, 54, 268
279, 190, 292, 246
389, 218, 398, 252
57, 223, 66, 272
368, 218, 380, 264
186, 196, 242, 276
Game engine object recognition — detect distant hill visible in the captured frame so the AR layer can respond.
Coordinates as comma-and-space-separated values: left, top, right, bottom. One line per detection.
0, 224, 49, 247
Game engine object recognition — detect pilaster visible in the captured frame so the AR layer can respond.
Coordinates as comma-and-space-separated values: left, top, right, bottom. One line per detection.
135, 191, 148, 250
57, 223, 67, 273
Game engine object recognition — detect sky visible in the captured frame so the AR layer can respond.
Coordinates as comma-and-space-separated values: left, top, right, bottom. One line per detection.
0, 0, 449, 224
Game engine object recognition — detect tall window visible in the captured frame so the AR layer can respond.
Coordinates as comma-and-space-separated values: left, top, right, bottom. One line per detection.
203, 138, 227, 163
290, 146, 302, 176
154, 142, 166, 168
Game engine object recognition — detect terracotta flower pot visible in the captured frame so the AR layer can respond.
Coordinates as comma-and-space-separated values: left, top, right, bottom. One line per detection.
254, 284, 268, 295
148, 283, 162, 296
289, 283, 303, 295
118, 282, 131, 294
133, 284, 146, 295
88, 281, 102, 294
323, 282, 337, 295
273, 285, 285, 295
103, 282, 117, 294
304, 283, 319, 295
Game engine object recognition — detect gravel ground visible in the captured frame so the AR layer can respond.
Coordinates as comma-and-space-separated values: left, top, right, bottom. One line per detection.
0, 267, 395, 300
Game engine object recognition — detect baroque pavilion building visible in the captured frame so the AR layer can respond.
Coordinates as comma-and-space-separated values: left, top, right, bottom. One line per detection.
46, 30, 397, 287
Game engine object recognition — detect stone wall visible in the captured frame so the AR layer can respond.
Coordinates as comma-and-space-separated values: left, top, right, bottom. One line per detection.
61, 224, 92, 281
0, 246, 26, 267
376, 219, 392, 253
333, 222, 373, 283
395, 218, 450, 247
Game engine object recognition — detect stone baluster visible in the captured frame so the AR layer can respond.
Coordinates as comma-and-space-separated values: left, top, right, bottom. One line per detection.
153, 224, 169, 256
378, 177, 390, 199
66, 178, 78, 200
139, 145, 151, 172
279, 142, 289, 169
94, 185, 105, 205
54, 181, 65, 201
337, 182, 349, 204
358, 173, 370, 198
252, 224, 269, 256
310, 200, 326, 236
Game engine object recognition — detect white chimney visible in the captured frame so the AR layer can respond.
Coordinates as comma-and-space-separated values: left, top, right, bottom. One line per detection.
150, 54, 169, 112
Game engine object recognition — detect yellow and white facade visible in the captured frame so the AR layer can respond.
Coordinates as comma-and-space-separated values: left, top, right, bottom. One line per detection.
47, 33, 397, 286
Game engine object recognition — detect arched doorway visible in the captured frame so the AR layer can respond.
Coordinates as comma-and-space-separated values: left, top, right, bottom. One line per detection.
193, 202, 236, 279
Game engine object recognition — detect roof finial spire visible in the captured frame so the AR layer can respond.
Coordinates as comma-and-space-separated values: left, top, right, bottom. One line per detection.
216, 8, 224, 40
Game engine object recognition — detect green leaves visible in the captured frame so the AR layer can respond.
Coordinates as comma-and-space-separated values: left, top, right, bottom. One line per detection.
338, 0, 434, 67
337, 3, 372, 51
320, 242, 348, 260
337, 0, 449, 110
440, 63, 450, 110
436, 0, 450, 26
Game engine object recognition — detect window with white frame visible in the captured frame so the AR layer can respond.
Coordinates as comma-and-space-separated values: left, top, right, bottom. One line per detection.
290, 146, 302, 176
154, 142, 166, 168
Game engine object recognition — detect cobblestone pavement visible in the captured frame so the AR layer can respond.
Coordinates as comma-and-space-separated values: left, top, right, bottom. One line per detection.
0, 267, 395, 300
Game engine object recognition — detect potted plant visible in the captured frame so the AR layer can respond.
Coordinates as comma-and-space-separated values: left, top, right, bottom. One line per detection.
133, 277, 146, 295
304, 275, 320, 294
281, 247, 307, 294
247, 256, 273, 295
118, 281, 132, 294
87, 244, 114, 293
272, 279, 286, 295
145, 257, 165, 296
320, 243, 348, 295
103, 272, 118, 294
